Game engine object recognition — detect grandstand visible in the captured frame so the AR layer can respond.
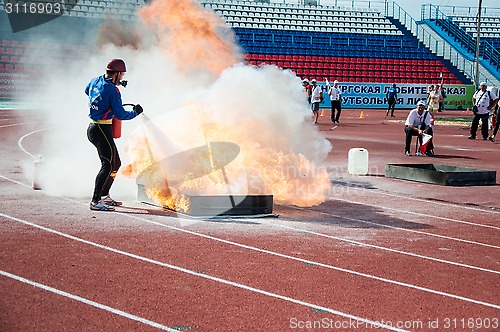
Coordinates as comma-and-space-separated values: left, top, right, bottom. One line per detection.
1, 0, 498, 102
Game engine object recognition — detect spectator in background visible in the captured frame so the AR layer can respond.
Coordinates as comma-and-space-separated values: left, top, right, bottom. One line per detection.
427, 76, 444, 116
470, 82, 498, 140
386, 83, 397, 117
488, 96, 499, 142
328, 80, 342, 123
310, 79, 323, 124
303, 79, 312, 104
438, 85, 446, 112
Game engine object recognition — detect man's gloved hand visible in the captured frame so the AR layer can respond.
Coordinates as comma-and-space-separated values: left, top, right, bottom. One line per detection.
133, 104, 143, 115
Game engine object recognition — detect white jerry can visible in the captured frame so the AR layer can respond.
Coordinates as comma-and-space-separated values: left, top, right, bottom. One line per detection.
348, 148, 369, 175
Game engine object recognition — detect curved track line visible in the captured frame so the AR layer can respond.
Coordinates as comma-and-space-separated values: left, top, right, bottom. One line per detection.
0, 213, 408, 332
17, 128, 48, 159
0, 270, 176, 331
331, 196, 500, 230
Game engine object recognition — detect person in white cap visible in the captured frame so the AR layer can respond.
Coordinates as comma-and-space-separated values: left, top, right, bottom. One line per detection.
404, 100, 433, 156
310, 79, 323, 124
302, 79, 312, 104
328, 80, 342, 123
469, 82, 498, 140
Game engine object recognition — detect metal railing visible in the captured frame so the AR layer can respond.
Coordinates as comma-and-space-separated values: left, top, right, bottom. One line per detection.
421, 4, 500, 72
387, 1, 491, 86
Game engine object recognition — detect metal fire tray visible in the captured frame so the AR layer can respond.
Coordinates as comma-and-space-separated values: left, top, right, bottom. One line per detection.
137, 184, 274, 217
385, 164, 496, 186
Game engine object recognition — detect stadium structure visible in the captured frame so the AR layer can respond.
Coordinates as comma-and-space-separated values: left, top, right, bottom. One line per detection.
0, 0, 499, 105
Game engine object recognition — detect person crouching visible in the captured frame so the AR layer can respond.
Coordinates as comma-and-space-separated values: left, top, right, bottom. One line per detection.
404, 101, 434, 156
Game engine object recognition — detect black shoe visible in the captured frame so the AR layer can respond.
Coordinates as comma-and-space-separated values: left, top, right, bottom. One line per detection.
425, 151, 434, 157
488, 135, 495, 142
468, 135, 475, 140
483, 137, 488, 140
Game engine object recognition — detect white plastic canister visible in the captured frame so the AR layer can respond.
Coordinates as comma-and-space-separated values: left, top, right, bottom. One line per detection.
32, 156, 44, 190
348, 148, 369, 175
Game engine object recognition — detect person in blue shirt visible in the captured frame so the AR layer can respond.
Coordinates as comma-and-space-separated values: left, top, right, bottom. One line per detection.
86, 59, 143, 211
386, 83, 397, 117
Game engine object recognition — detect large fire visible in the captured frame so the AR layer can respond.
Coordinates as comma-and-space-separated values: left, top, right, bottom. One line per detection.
138, 0, 241, 75
121, 0, 332, 211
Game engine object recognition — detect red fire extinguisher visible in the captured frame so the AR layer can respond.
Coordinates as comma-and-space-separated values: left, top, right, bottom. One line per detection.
112, 117, 122, 138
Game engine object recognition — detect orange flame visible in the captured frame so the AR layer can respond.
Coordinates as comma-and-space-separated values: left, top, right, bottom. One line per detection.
122, 0, 332, 210
138, 0, 241, 75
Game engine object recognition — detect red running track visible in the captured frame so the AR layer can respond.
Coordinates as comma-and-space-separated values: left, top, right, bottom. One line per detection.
1, 109, 499, 331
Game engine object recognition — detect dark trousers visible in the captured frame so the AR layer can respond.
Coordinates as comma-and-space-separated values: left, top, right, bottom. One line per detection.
405, 126, 434, 152
470, 113, 489, 139
330, 100, 341, 122
87, 123, 121, 203
387, 98, 396, 116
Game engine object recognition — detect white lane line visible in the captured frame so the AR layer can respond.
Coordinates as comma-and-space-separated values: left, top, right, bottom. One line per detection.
0, 270, 177, 331
0, 213, 408, 332
0, 175, 28, 187
331, 196, 500, 230
292, 205, 500, 249
1, 174, 498, 274
341, 186, 500, 215
121, 211, 500, 276
17, 128, 48, 159
267, 221, 500, 275
4, 210, 500, 311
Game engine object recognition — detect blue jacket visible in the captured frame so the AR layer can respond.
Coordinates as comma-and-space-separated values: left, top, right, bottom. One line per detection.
386, 87, 397, 99
85, 75, 137, 121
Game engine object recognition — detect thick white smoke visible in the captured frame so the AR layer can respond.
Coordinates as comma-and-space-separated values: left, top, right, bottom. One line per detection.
23, 0, 332, 205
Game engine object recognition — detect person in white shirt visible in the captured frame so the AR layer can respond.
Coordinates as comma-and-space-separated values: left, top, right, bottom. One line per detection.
328, 80, 342, 123
469, 82, 498, 140
404, 101, 433, 156
310, 79, 323, 124
427, 76, 444, 116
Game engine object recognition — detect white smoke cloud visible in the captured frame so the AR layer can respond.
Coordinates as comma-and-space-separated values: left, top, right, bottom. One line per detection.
22, 0, 332, 205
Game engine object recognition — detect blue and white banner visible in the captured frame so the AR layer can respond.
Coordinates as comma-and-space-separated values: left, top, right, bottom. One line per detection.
317, 83, 474, 109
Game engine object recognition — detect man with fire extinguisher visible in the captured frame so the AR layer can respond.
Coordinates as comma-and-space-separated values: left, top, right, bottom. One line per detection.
85, 58, 143, 211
